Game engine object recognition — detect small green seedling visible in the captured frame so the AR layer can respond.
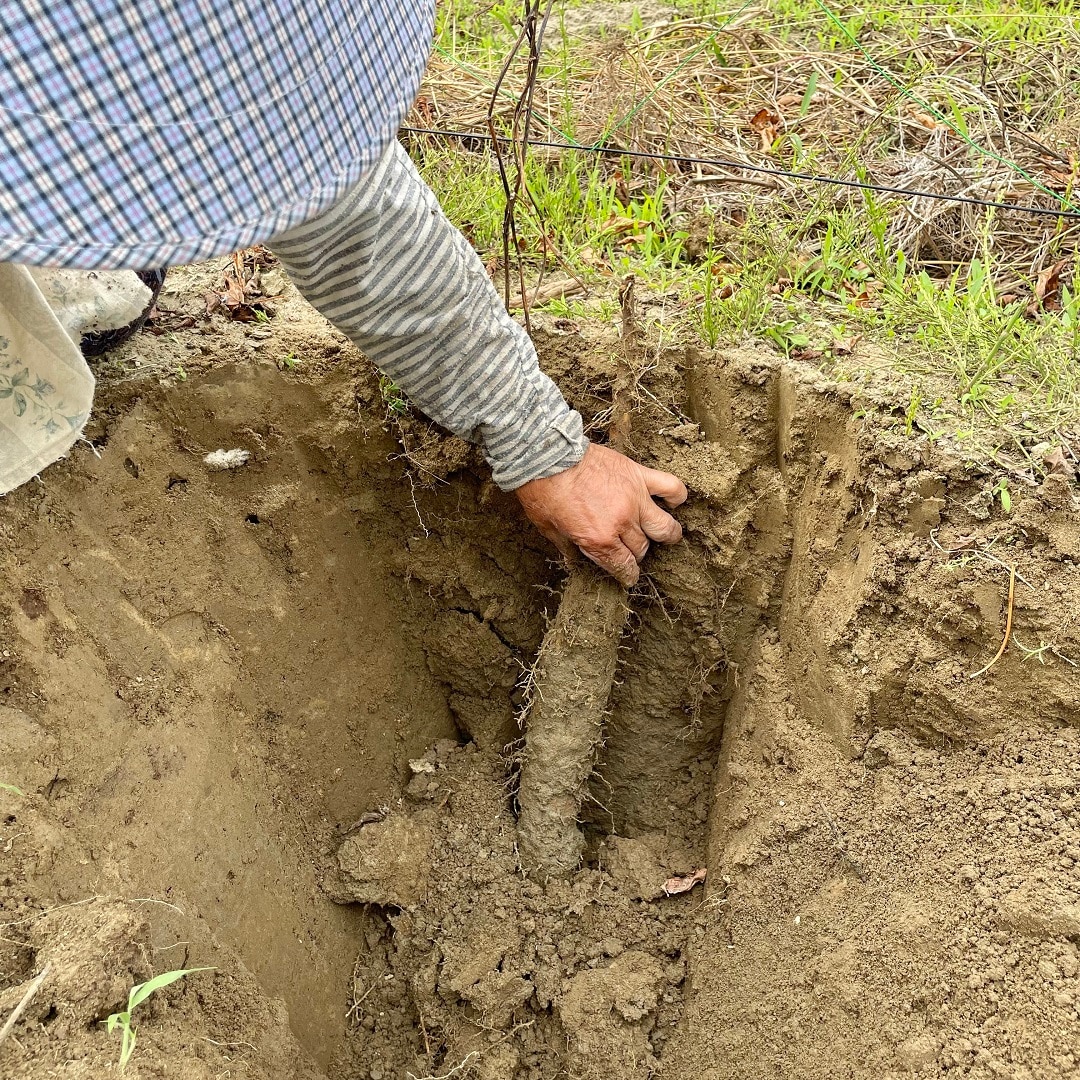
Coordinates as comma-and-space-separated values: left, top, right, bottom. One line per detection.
764, 319, 811, 358
378, 374, 408, 416
105, 967, 213, 1069
0, 782, 24, 796
991, 478, 1012, 514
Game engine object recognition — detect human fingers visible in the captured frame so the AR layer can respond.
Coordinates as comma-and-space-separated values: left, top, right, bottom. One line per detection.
642, 466, 688, 508
579, 537, 640, 587
620, 523, 650, 562
538, 524, 578, 564
639, 498, 683, 545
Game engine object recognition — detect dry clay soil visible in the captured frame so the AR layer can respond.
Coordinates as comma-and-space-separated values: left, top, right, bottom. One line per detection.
2, 264, 1080, 1080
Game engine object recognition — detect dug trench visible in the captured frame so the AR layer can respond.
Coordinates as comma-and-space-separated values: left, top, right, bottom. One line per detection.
1, 279, 1079, 1080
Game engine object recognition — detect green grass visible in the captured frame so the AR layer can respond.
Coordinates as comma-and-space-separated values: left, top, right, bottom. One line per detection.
418, 0, 1080, 473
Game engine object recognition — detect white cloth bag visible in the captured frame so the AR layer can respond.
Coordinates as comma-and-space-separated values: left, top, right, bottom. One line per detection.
0, 265, 149, 495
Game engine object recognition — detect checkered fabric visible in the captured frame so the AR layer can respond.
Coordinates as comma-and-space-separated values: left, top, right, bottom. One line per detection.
0, 1, 434, 270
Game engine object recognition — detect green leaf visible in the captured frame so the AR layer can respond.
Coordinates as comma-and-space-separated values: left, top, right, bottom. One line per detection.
119, 1024, 137, 1070
10, 368, 29, 387
999, 487, 1012, 513
13, 391, 26, 417
799, 72, 819, 118
127, 967, 214, 1013
0, 782, 24, 796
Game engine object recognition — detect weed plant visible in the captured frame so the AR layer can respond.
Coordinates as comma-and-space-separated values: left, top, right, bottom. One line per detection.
104, 967, 213, 1070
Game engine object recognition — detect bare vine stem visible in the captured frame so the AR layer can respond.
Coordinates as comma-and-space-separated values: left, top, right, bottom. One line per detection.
486, 1, 557, 333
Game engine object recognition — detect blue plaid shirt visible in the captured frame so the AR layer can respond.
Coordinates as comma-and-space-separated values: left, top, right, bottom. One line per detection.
0, 1, 434, 270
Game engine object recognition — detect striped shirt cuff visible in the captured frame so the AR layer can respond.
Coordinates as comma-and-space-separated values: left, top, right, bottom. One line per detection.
485, 382, 589, 490
270, 140, 589, 491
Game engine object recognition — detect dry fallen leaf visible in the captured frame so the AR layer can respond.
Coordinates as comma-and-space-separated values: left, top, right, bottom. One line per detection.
662, 867, 707, 897
1028, 257, 1069, 316
412, 94, 436, 126
205, 247, 283, 321
507, 277, 586, 311
832, 335, 861, 357
601, 214, 644, 237
748, 108, 781, 151
749, 108, 780, 131
947, 41, 977, 63
1044, 446, 1076, 479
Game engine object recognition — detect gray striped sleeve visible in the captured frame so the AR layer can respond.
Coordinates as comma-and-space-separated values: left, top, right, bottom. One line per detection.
269, 141, 588, 490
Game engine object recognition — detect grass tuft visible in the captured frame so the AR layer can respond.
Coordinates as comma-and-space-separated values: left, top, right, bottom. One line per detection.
413, 0, 1080, 476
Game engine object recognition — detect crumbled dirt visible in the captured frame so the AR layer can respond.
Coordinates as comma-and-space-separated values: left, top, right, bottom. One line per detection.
1, 261, 1079, 1080
325, 741, 697, 1080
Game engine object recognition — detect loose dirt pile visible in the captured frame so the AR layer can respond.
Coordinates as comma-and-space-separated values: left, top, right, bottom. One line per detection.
324, 740, 698, 1080
1, 264, 1079, 1079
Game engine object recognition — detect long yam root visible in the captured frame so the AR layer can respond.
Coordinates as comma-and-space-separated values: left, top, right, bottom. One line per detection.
516, 564, 629, 880
517, 277, 641, 881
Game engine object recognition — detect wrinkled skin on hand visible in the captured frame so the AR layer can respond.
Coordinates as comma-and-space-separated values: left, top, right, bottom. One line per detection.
514, 442, 688, 586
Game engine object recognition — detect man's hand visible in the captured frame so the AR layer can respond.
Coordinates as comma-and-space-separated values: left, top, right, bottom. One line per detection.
514, 443, 688, 586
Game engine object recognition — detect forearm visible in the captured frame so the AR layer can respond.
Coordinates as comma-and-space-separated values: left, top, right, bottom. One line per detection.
270, 141, 588, 489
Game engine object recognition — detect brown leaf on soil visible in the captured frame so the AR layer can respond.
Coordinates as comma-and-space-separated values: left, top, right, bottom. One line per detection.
1046, 167, 1079, 187
507, 277, 586, 311
144, 308, 196, 335
749, 108, 780, 131
413, 94, 436, 126
947, 534, 982, 551
748, 108, 781, 151
832, 335, 861, 357
205, 248, 284, 322
909, 110, 939, 130
601, 214, 645, 237
1036, 259, 1068, 300
661, 867, 707, 897
946, 41, 977, 63
1044, 446, 1076, 479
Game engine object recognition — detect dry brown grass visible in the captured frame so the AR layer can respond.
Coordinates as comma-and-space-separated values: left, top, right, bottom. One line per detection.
416, 3, 1080, 283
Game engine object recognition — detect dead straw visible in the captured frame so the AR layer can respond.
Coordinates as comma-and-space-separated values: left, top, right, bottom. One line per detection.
417, 8, 1080, 285
0, 965, 50, 1049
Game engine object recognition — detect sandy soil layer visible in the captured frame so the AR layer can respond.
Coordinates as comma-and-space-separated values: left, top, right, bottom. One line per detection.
1, 263, 1078, 1079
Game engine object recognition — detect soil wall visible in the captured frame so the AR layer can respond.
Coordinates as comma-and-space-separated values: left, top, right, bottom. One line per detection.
1, 274, 1079, 1079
